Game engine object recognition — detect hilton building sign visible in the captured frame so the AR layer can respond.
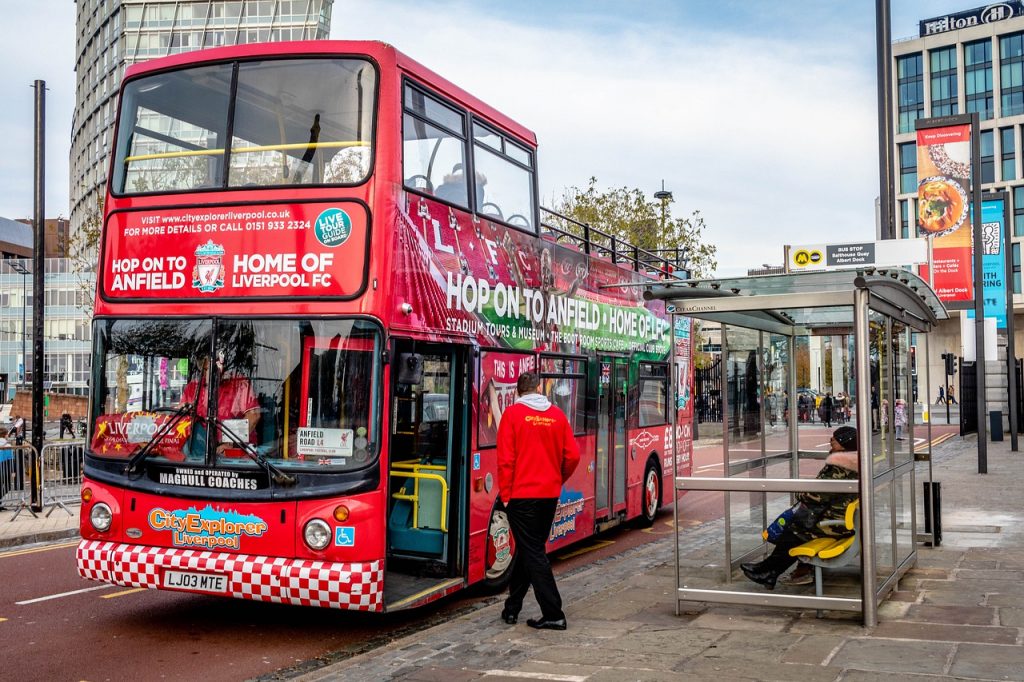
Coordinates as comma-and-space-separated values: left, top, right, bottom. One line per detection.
920, 2, 1024, 36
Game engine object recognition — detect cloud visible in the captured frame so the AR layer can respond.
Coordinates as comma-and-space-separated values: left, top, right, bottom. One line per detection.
338, 1, 880, 275
0, 0, 75, 220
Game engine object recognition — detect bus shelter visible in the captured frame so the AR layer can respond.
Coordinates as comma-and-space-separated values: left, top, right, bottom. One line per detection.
645, 269, 948, 626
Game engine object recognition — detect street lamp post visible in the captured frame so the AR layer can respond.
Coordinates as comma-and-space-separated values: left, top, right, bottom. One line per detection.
10, 260, 29, 387
654, 181, 673, 271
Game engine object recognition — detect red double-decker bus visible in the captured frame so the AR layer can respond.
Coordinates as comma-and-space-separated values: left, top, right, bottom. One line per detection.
77, 40, 694, 612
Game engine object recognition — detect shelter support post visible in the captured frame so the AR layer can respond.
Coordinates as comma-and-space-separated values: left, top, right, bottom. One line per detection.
855, 287, 878, 627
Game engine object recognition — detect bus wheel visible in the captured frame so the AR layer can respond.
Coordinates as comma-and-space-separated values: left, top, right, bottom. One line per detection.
484, 504, 516, 590
641, 460, 661, 527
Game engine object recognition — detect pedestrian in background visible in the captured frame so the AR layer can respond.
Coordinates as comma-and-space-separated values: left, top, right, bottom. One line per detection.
8, 414, 25, 446
894, 399, 907, 441
497, 371, 580, 631
59, 413, 75, 439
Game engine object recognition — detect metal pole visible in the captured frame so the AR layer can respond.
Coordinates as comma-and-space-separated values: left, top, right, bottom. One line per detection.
21, 271, 26, 386
30, 79, 45, 512
671, 312, 680, 616
1005, 195, 1019, 450
970, 113, 988, 473
855, 287, 877, 626
875, 0, 895, 240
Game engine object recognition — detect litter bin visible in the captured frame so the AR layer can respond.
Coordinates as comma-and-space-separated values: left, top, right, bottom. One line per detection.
990, 410, 1004, 442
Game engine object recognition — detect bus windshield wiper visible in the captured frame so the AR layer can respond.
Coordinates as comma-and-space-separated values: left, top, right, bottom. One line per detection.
208, 416, 297, 487
125, 402, 195, 475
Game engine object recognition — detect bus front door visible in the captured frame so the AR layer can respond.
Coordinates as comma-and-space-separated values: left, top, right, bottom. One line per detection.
386, 342, 467, 582
596, 356, 628, 522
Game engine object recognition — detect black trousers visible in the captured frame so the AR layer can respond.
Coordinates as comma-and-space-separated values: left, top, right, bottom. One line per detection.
504, 497, 563, 621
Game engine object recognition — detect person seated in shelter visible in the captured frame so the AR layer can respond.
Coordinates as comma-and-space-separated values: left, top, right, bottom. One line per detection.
740, 426, 859, 589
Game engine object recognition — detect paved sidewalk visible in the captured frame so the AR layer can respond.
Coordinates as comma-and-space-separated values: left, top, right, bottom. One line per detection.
295, 435, 1024, 682
0, 501, 79, 549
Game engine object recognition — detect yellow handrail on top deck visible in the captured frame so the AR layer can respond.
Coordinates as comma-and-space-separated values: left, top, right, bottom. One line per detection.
124, 140, 369, 163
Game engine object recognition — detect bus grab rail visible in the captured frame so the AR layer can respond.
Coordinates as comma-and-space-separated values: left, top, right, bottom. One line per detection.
539, 206, 690, 279
389, 467, 449, 532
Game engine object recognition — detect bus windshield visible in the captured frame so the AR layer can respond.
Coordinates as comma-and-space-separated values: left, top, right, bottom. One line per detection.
90, 318, 381, 474
112, 58, 376, 194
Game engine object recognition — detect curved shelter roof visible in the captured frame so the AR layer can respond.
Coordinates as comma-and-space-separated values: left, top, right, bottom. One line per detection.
642, 268, 948, 334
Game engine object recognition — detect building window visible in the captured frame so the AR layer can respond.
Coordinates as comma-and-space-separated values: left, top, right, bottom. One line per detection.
1015, 187, 1024, 236
1014, 242, 1021, 294
965, 39, 994, 120
899, 142, 917, 194
1001, 32, 1024, 117
981, 129, 995, 184
900, 199, 909, 239
1002, 127, 1017, 181
897, 53, 924, 133
930, 46, 958, 117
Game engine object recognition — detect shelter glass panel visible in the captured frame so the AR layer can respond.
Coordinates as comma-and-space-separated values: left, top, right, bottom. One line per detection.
896, 468, 914, 569
873, 478, 896, 586
870, 311, 893, 476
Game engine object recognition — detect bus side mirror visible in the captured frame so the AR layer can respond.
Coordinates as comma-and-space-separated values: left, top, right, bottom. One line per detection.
397, 353, 424, 385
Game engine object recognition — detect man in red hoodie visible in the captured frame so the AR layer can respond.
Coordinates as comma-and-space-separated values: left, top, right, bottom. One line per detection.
497, 371, 580, 630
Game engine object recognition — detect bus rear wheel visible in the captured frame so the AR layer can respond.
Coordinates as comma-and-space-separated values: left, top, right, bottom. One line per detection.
483, 503, 516, 590
640, 460, 661, 527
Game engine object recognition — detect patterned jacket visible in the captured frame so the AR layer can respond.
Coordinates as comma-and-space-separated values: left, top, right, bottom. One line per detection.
796, 450, 859, 539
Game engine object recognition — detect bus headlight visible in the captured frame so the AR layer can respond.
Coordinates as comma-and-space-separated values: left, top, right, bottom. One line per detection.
303, 519, 331, 551
90, 502, 113, 532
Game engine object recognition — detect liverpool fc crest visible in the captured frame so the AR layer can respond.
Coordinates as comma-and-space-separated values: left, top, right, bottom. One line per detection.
192, 240, 225, 293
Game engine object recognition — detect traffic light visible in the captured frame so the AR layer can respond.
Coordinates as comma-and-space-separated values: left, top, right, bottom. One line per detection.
942, 353, 956, 376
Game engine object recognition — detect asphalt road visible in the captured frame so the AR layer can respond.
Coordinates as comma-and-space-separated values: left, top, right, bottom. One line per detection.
0, 422, 957, 682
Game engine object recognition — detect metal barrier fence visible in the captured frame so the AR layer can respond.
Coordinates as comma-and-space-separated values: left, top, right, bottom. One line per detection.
40, 440, 84, 517
1, 440, 84, 520
1, 443, 40, 520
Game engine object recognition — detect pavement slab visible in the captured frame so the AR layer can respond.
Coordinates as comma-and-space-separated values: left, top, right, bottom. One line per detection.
828, 638, 955, 675
948, 642, 1024, 680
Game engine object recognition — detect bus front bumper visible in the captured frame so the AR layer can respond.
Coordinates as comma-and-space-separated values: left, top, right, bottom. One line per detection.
77, 539, 383, 612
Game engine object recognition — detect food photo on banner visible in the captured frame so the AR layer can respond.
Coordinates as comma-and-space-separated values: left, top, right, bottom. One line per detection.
916, 122, 974, 306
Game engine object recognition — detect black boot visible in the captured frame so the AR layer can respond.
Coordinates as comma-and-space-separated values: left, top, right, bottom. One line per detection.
740, 547, 796, 590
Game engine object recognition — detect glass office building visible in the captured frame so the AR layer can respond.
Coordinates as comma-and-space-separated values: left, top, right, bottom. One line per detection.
0, 258, 95, 399
70, 0, 334, 236
891, 3, 1024, 401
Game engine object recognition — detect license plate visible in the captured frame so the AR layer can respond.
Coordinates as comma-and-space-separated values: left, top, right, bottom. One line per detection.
163, 569, 228, 593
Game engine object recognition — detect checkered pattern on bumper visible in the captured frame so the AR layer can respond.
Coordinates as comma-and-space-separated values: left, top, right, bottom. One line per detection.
76, 540, 383, 611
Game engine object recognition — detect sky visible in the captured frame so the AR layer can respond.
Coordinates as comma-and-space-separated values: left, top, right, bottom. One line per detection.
0, 0, 981, 275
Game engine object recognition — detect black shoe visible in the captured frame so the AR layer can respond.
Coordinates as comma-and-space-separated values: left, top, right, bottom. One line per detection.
740, 563, 779, 590
527, 617, 567, 630
500, 609, 518, 625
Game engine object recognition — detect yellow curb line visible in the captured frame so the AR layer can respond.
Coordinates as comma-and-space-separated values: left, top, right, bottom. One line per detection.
100, 588, 148, 599
0, 540, 79, 560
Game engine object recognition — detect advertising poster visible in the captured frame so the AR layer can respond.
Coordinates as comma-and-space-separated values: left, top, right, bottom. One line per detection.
916, 123, 974, 305
102, 201, 369, 300
966, 197, 1008, 329
390, 195, 671, 357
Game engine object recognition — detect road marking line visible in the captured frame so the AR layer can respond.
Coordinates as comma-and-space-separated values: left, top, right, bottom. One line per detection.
555, 539, 614, 559
101, 587, 147, 599
16, 585, 116, 605
0, 540, 80, 560
482, 672, 587, 681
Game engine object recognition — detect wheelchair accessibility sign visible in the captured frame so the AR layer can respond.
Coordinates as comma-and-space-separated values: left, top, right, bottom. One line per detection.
335, 527, 355, 547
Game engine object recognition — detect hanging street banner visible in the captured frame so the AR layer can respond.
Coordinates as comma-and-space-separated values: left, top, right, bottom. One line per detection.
966, 197, 1009, 329
786, 239, 927, 272
915, 122, 974, 307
